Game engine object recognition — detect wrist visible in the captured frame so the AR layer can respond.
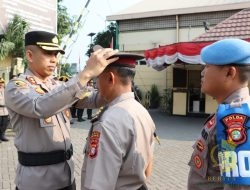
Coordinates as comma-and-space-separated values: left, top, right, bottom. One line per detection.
78, 70, 92, 86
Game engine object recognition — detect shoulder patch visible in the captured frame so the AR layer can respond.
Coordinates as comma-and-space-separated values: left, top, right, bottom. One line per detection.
88, 131, 101, 159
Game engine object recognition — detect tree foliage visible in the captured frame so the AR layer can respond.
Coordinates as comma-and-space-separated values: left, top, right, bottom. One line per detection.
0, 15, 29, 61
57, 0, 74, 43
60, 63, 72, 77
85, 22, 117, 57
0, 1, 73, 63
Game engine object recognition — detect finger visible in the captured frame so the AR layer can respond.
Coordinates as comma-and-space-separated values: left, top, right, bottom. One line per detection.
93, 45, 103, 52
102, 49, 119, 59
107, 57, 119, 64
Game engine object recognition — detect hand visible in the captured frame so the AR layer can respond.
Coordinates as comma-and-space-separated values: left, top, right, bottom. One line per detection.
83, 48, 119, 79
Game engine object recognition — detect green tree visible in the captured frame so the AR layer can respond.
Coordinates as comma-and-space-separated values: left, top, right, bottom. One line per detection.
60, 63, 72, 77
0, 15, 29, 61
150, 84, 160, 109
85, 22, 117, 57
57, 0, 74, 43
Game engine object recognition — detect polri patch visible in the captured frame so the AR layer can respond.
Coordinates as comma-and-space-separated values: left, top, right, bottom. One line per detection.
222, 114, 248, 146
88, 131, 100, 159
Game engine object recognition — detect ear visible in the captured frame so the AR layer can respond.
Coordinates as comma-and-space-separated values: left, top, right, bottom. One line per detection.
26, 49, 33, 63
107, 71, 115, 85
226, 66, 237, 80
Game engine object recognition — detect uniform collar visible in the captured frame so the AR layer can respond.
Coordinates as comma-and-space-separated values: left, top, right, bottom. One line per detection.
108, 92, 135, 107
224, 87, 250, 104
25, 68, 55, 84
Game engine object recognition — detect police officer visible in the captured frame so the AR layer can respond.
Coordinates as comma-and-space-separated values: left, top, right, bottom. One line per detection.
81, 52, 156, 190
0, 78, 9, 142
188, 39, 250, 190
5, 30, 118, 190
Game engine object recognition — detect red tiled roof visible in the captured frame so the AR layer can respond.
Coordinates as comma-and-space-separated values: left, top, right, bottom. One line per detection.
194, 8, 250, 41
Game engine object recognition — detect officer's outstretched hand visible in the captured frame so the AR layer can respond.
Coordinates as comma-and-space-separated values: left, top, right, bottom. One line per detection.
79, 48, 118, 85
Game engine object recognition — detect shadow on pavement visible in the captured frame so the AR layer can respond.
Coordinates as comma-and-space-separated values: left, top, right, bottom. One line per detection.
71, 108, 207, 142
149, 109, 206, 141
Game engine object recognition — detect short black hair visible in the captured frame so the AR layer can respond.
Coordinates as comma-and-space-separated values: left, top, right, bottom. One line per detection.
237, 65, 250, 83
106, 66, 135, 85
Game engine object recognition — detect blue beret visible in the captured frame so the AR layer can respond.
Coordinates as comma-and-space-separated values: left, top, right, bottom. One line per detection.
201, 39, 250, 65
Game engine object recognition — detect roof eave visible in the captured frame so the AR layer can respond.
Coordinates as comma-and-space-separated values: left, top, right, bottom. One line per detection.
106, 2, 249, 21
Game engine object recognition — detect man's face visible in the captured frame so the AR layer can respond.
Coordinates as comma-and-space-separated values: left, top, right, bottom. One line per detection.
26, 46, 58, 80
201, 64, 228, 99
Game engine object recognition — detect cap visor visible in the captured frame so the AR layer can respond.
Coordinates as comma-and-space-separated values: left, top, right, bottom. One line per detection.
109, 52, 144, 60
40, 46, 65, 54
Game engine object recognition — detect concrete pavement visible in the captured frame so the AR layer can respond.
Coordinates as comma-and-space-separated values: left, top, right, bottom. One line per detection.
0, 109, 205, 190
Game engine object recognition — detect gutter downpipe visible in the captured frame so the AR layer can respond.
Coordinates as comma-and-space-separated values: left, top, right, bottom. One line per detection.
176, 15, 179, 43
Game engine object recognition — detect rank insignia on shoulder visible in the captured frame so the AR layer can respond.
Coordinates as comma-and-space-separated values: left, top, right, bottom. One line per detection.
14, 80, 28, 88
88, 131, 101, 159
26, 76, 37, 85
35, 87, 45, 94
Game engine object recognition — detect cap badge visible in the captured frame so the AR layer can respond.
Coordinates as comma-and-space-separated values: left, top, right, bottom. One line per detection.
52, 36, 58, 44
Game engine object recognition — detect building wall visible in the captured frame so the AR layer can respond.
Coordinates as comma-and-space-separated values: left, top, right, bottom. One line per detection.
134, 64, 167, 94
119, 29, 177, 51
179, 27, 205, 42
118, 27, 207, 51
0, 0, 57, 34
115, 9, 241, 115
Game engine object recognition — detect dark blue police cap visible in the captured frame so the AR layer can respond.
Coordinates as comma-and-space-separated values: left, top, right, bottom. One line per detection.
25, 31, 65, 54
201, 38, 250, 65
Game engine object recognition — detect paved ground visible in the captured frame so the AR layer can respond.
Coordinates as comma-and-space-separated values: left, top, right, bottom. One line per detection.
0, 109, 205, 190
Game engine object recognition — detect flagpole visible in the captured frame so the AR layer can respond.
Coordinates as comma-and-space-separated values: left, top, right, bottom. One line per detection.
79, 54, 81, 72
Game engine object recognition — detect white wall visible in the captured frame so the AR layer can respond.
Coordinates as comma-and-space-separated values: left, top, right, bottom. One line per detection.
118, 26, 205, 52
134, 64, 167, 94
119, 29, 177, 51
179, 27, 205, 42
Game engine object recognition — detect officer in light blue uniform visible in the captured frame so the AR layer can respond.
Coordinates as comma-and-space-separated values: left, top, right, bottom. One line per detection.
188, 38, 250, 190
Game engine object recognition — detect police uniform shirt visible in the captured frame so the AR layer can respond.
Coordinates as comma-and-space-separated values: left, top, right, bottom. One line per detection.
188, 87, 250, 190
0, 87, 8, 116
5, 69, 100, 190
81, 92, 155, 190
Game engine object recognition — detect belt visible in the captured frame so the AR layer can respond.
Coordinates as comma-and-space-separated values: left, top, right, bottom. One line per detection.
16, 180, 76, 190
18, 144, 73, 166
